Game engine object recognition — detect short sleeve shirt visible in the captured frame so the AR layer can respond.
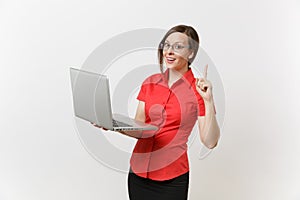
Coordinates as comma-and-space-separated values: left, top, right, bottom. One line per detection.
130, 68, 205, 181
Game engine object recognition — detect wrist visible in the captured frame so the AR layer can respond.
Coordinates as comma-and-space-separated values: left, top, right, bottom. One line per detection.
204, 99, 216, 114
204, 98, 214, 106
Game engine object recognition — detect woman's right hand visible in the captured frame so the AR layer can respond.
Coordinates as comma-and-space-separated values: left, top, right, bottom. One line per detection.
91, 122, 109, 131
91, 121, 146, 138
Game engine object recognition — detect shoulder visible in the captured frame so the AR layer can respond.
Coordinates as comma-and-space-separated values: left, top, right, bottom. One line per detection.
141, 73, 163, 85
137, 73, 163, 98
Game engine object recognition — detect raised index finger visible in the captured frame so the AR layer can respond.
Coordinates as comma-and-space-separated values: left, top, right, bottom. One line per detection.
203, 64, 208, 79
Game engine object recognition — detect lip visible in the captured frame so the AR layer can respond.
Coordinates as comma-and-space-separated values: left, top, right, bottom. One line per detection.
165, 56, 176, 64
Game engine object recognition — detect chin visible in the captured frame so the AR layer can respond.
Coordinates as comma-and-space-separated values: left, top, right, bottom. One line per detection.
165, 63, 177, 69
166, 63, 183, 71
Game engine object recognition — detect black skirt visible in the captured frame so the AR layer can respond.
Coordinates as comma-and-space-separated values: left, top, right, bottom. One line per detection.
128, 171, 189, 200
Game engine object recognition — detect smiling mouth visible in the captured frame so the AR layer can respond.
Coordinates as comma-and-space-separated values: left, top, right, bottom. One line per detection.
166, 57, 176, 64
167, 57, 176, 61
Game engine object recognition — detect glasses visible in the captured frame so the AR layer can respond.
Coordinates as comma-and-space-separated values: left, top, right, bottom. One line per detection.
160, 42, 191, 53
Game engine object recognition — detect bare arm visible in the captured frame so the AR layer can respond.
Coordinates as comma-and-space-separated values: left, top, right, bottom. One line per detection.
134, 101, 146, 122
196, 64, 220, 149
92, 101, 154, 138
198, 100, 220, 149
117, 101, 146, 139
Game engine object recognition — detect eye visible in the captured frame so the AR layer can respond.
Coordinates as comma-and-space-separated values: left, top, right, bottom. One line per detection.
174, 44, 184, 50
163, 43, 171, 49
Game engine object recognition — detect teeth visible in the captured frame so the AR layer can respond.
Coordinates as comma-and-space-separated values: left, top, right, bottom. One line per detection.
167, 57, 175, 61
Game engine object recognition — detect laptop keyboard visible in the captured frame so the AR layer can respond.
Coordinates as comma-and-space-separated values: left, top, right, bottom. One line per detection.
112, 119, 132, 127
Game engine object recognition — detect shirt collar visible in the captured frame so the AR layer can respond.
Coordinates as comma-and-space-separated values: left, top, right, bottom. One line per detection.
155, 68, 195, 88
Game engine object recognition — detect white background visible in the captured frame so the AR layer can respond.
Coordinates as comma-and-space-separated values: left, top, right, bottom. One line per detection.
1, 0, 300, 199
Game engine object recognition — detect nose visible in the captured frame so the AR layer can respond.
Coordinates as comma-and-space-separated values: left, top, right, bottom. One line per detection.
166, 46, 174, 54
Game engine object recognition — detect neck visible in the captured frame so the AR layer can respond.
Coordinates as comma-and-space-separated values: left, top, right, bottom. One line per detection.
168, 66, 189, 87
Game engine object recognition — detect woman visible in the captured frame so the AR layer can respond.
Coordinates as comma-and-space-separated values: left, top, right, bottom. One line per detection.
94, 25, 220, 200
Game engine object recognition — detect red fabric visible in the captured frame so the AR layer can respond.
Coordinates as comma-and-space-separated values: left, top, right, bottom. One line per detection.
130, 68, 205, 181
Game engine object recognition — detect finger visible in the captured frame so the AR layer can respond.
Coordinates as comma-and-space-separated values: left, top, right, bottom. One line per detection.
91, 122, 101, 128
196, 78, 209, 92
203, 64, 208, 79
199, 83, 208, 92
196, 78, 201, 87
196, 78, 205, 86
198, 77, 205, 82
197, 85, 206, 96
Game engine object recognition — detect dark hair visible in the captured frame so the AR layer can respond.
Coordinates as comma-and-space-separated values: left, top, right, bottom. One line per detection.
158, 25, 200, 73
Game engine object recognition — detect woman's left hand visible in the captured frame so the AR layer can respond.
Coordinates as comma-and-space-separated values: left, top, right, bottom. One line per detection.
195, 64, 213, 102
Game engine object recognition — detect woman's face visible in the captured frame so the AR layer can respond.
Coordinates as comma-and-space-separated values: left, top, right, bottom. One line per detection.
163, 32, 194, 72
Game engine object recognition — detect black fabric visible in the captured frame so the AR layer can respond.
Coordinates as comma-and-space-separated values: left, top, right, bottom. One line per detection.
128, 171, 189, 200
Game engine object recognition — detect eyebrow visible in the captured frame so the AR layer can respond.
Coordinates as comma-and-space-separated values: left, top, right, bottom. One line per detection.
165, 40, 186, 44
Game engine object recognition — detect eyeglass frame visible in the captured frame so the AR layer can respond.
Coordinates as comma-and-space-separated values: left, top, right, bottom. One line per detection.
159, 42, 192, 53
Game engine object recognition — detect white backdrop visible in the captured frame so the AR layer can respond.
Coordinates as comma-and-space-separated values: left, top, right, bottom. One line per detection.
0, 0, 300, 199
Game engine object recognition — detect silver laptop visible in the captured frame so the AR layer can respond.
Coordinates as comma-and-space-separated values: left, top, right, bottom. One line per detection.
70, 67, 158, 131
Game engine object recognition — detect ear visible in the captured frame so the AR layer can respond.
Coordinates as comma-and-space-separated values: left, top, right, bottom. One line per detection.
188, 51, 194, 59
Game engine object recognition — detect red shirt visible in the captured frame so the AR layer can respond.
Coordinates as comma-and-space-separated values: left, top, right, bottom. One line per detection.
130, 68, 205, 181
